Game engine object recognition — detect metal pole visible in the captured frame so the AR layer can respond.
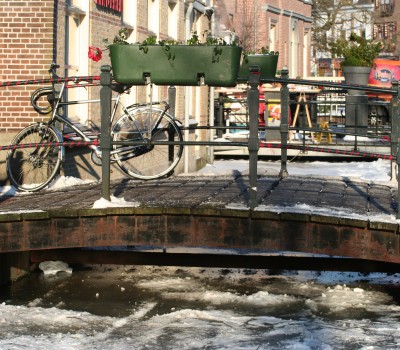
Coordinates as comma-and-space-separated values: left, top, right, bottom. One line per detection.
168, 86, 176, 118
247, 66, 260, 209
391, 81, 399, 162
218, 93, 224, 138
168, 86, 176, 163
391, 80, 400, 219
279, 67, 289, 178
100, 65, 112, 201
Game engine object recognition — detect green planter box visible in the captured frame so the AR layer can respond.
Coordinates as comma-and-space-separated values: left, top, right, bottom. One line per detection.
238, 54, 279, 80
109, 44, 243, 87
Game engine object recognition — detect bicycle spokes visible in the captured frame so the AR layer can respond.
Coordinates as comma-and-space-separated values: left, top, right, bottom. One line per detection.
6, 124, 62, 191
112, 107, 183, 180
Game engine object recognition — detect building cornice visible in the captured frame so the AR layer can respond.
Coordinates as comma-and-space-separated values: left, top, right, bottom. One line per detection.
261, 4, 313, 23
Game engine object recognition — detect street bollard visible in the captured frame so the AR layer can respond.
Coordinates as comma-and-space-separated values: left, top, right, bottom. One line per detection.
100, 65, 112, 201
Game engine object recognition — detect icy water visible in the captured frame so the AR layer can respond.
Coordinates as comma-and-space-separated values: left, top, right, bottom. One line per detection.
2, 264, 400, 349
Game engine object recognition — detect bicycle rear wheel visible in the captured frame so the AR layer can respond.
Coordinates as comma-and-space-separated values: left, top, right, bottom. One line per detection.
112, 107, 183, 180
7, 123, 63, 191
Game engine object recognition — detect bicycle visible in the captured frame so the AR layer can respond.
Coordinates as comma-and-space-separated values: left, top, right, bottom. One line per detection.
6, 63, 184, 192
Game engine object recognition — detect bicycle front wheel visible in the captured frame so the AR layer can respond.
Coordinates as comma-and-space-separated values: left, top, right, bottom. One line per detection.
6, 123, 63, 191
112, 107, 183, 180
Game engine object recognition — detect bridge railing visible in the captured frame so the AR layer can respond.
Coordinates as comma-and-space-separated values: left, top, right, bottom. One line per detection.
99, 65, 400, 216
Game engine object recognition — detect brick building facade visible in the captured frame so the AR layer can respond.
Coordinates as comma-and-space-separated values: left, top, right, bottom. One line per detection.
0, 0, 219, 175
0, 0, 54, 132
372, 0, 399, 58
219, 0, 313, 78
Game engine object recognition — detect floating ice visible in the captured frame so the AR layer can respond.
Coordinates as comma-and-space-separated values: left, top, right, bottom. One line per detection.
38, 261, 72, 276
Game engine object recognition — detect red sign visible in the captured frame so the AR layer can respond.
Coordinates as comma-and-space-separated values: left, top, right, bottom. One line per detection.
95, 0, 123, 12
369, 58, 400, 88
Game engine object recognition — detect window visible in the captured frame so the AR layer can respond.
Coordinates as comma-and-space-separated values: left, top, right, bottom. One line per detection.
303, 30, 310, 78
148, 0, 159, 37
373, 22, 396, 51
168, 1, 178, 39
373, 22, 396, 40
380, 0, 395, 16
123, 0, 136, 33
269, 20, 277, 52
290, 19, 299, 78
66, 0, 89, 124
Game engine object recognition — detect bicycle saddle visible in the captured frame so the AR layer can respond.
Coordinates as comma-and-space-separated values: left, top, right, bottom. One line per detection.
110, 83, 133, 93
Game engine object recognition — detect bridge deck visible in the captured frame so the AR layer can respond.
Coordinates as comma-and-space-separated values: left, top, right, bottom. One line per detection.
0, 174, 399, 264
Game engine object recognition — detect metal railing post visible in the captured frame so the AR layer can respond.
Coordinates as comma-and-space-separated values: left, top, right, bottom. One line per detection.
168, 86, 176, 162
390, 80, 400, 219
218, 92, 224, 138
168, 86, 176, 118
247, 67, 260, 209
391, 81, 399, 161
279, 67, 289, 178
100, 65, 112, 201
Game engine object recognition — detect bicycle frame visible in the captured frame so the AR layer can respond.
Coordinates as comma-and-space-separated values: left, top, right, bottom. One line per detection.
47, 79, 171, 161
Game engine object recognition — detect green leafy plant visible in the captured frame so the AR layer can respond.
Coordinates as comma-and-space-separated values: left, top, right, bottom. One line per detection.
104, 28, 237, 48
102, 29, 239, 66
243, 46, 278, 56
329, 33, 383, 67
241, 47, 279, 67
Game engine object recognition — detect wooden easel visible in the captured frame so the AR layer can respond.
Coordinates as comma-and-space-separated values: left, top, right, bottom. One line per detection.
290, 91, 314, 141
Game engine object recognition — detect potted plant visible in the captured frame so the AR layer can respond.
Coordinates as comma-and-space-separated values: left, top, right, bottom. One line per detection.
238, 47, 279, 80
100, 29, 242, 87
329, 33, 383, 91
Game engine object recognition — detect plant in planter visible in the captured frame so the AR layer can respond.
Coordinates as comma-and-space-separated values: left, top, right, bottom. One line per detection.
329, 32, 383, 68
238, 47, 279, 80
329, 33, 383, 127
97, 29, 243, 87
329, 33, 383, 90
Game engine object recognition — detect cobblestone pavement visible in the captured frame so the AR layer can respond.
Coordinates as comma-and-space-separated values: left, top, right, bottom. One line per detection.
0, 174, 397, 220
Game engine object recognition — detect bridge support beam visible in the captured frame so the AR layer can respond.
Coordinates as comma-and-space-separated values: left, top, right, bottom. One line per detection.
0, 251, 31, 286
1, 209, 400, 266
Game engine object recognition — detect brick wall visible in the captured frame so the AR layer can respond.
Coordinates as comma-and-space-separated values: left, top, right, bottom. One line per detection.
0, 0, 54, 133
225, 0, 312, 77
87, 1, 122, 127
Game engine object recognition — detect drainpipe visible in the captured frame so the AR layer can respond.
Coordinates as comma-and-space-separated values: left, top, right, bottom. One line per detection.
184, 0, 194, 173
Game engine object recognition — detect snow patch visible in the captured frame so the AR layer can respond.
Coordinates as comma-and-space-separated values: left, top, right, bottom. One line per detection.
92, 195, 140, 209
47, 176, 95, 190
